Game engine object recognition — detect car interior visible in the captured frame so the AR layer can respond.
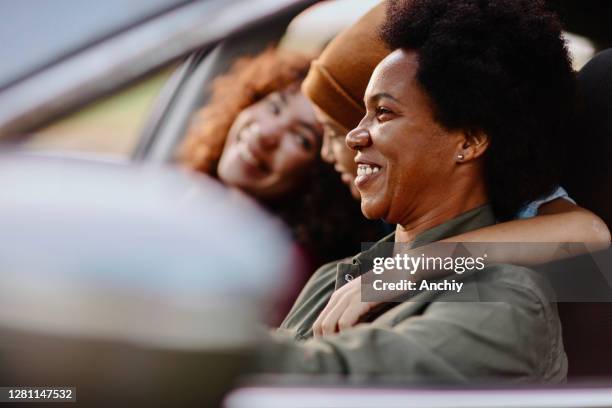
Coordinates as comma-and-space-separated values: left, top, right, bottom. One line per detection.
0, 0, 611, 406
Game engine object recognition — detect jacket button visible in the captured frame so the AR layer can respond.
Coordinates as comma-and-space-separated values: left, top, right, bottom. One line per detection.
344, 274, 354, 282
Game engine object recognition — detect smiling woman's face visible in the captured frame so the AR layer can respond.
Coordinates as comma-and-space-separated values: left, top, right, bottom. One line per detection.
314, 107, 360, 199
217, 85, 322, 200
347, 50, 463, 225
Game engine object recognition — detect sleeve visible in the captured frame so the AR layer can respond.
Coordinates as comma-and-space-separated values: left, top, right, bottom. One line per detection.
515, 185, 576, 219
264, 270, 566, 382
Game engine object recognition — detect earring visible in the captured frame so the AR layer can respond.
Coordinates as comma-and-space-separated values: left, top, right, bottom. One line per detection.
456, 154, 465, 161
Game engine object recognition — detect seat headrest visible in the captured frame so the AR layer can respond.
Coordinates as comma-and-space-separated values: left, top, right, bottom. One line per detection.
564, 49, 612, 229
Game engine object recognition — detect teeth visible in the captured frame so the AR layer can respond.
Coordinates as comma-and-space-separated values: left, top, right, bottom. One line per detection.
240, 145, 259, 166
238, 128, 250, 142
357, 164, 381, 177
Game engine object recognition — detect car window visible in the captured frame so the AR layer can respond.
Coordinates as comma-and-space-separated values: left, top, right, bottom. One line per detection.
16, 66, 175, 158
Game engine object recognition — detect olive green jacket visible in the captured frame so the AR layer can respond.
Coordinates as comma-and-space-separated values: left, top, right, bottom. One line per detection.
269, 205, 567, 382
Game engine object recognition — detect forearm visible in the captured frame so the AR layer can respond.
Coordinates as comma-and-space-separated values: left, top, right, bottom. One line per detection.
435, 200, 610, 266
266, 326, 466, 379
446, 211, 609, 244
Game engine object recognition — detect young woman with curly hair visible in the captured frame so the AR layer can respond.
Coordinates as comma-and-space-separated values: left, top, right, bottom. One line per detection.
296, 0, 610, 338
180, 48, 381, 317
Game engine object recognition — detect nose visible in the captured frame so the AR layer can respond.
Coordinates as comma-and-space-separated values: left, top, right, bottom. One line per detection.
320, 134, 335, 164
252, 122, 280, 151
346, 126, 372, 151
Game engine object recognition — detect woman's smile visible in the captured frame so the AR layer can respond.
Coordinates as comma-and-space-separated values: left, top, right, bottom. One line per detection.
232, 124, 270, 176
236, 141, 268, 175
354, 158, 383, 189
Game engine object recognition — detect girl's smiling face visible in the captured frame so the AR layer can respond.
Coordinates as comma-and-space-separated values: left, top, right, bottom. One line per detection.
315, 107, 360, 199
218, 85, 323, 200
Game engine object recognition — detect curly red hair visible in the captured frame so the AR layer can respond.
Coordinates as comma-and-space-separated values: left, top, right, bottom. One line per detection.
180, 47, 313, 174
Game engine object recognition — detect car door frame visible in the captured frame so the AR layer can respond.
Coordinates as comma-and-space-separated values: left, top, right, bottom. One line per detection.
0, 0, 318, 147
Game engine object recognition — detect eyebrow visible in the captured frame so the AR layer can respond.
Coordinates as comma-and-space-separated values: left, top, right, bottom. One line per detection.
368, 92, 401, 104
296, 120, 320, 138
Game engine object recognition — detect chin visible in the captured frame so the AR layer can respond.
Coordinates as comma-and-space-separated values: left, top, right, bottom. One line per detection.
217, 166, 241, 189
218, 166, 250, 193
359, 197, 386, 220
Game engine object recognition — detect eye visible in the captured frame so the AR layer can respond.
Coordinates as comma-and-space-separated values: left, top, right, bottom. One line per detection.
267, 98, 282, 115
375, 106, 394, 121
266, 93, 284, 116
292, 132, 313, 151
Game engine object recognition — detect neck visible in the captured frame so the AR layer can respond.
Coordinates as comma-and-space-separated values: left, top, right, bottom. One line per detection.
395, 177, 488, 243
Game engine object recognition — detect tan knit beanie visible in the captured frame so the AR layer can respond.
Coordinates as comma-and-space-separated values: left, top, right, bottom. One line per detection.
301, 1, 390, 130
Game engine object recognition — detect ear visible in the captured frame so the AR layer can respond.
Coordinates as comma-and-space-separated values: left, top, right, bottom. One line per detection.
455, 129, 489, 163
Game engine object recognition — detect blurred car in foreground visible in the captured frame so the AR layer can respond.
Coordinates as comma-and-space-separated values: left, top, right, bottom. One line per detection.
0, 155, 294, 405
